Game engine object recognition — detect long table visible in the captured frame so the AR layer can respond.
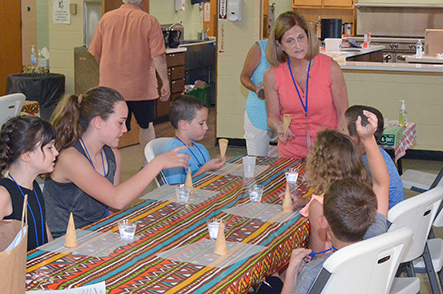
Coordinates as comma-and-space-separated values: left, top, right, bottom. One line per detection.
26, 157, 310, 293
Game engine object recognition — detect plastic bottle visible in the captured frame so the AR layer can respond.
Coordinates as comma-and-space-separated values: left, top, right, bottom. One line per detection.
416, 39, 423, 58
399, 100, 407, 127
31, 45, 36, 65
316, 16, 321, 39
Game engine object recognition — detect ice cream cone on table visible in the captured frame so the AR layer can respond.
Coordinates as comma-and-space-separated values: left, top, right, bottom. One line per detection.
185, 167, 194, 195
64, 212, 78, 248
283, 114, 292, 136
213, 221, 228, 255
219, 139, 229, 158
282, 183, 293, 213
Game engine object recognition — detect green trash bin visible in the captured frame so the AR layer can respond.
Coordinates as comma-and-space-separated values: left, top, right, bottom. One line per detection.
187, 85, 211, 106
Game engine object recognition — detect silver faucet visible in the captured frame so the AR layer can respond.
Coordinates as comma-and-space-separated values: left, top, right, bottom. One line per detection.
168, 20, 183, 31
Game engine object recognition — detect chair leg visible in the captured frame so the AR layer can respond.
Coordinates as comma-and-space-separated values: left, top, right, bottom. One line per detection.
423, 243, 442, 294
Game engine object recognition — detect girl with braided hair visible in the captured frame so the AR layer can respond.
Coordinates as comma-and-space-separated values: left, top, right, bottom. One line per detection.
0, 115, 58, 250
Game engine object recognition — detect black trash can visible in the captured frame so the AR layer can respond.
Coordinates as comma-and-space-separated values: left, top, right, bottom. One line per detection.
6, 73, 65, 121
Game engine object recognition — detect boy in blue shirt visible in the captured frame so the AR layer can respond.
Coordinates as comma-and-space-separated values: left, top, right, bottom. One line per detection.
163, 95, 226, 184
344, 105, 405, 209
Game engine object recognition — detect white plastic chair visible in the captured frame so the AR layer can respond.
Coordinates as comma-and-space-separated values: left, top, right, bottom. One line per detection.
388, 186, 443, 294
308, 227, 419, 294
0, 93, 26, 127
144, 137, 173, 188
401, 168, 443, 193
412, 200, 443, 291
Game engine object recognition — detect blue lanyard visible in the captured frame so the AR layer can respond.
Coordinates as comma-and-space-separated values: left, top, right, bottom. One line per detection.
9, 174, 45, 247
80, 138, 109, 217
309, 245, 337, 258
174, 135, 206, 168
288, 58, 311, 118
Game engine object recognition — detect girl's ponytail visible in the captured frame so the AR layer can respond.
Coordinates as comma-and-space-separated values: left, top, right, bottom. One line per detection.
51, 94, 82, 151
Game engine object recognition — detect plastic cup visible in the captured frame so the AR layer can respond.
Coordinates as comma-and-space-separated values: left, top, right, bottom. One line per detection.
206, 219, 224, 240
249, 184, 264, 202
175, 184, 190, 203
285, 169, 299, 187
243, 156, 256, 178
118, 220, 138, 240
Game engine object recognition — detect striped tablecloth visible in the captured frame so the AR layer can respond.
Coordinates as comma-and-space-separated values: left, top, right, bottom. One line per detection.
26, 157, 310, 293
380, 123, 417, 162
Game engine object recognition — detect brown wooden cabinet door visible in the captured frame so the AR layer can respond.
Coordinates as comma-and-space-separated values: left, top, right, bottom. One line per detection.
293, 0, 322, 7
323, 0, 353, 7
0, 0, 22, 95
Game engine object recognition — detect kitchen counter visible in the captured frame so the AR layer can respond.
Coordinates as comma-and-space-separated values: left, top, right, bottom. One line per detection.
405, 55, 443, 64
166, 47, 187, 54
340, 61, 443, 73
321, 45, 384, 59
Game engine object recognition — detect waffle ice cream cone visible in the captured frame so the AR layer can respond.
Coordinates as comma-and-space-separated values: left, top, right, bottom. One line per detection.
283, 114, 292, 136
282, 183, 293, 213
64, 212, 78, 248
185, 167, 194, 195
219, 139, 229, 158
213, 221, 228, 255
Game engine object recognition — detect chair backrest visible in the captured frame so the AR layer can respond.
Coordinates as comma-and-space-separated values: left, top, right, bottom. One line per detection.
388, 186, 443, 261
308, 227, 413, 294
144, 137, 173, 187
0, 93, 26, 127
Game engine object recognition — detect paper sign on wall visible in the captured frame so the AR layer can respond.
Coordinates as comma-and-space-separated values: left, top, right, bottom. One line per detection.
218, 0, 227, 21
52, 0, 70, 24
204, 3, 211, 22
26, 281, 105, 293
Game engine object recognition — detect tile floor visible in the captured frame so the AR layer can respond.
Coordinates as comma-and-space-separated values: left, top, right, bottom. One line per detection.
119, 115, 443, 294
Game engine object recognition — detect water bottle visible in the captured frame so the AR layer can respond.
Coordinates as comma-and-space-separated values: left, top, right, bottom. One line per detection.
416, 40, 423, 58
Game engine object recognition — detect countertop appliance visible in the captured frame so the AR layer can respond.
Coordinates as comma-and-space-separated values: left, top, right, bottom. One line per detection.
354, 3, 443, 63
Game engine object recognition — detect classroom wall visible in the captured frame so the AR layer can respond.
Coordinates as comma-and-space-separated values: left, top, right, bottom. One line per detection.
344, 71, 443, 151
216, 0, 262, 139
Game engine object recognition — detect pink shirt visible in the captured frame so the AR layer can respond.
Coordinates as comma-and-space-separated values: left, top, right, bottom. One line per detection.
274, 54, 338, 159
89, 4, 166, 101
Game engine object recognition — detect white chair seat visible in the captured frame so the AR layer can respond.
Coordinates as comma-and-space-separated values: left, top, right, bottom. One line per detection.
401, 169, 439, 191
144, 137, 173, 188
389, 277, 420, 294
0, 93, 26, 127
413, 238, 443, 272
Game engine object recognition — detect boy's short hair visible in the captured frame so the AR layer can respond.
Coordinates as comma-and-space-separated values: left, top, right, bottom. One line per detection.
345, 105, 384, 142
323, 178, 377, 243
169, 95, 207, 129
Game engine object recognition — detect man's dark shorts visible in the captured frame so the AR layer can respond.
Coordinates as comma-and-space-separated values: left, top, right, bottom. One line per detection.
125, 100, 155, 131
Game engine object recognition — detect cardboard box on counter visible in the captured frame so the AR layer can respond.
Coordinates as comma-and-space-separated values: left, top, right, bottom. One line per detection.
379, 126, 403, 147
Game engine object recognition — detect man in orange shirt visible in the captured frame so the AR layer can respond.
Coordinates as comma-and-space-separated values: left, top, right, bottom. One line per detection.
89, 0, 169, 162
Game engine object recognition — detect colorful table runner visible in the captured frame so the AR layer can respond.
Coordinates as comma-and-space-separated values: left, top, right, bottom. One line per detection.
26, 157, 310, 293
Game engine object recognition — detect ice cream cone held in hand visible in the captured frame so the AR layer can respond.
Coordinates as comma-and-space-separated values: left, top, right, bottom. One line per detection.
213, 221, 228, 255
283, 114, 292, 136
185, 167, 194, 195
64, 212, 78, 248
219, 139, 229, 158
282, 183, 293, 213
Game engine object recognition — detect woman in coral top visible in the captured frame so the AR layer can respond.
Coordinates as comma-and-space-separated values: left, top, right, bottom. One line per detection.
264, 11, 349, 159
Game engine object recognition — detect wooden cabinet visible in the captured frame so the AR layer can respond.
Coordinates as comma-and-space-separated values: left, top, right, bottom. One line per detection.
155, 52, 186, 122
293, 0, 352, 7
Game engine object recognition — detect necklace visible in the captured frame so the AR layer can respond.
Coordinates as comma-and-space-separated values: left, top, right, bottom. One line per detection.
80, 138, 109, 217
294, 60, 310, 86
288, 58, 313, 148
9, 174, 45, 247
174, 135, 206, 168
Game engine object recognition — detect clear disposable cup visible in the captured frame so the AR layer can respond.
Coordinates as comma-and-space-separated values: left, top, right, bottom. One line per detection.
285, 169, 299, 188
175, 184, 190, 204
249, 184, 264, 202
242, 156, 256, 178
118, 220, 138, 240
206, 219, 224, 240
